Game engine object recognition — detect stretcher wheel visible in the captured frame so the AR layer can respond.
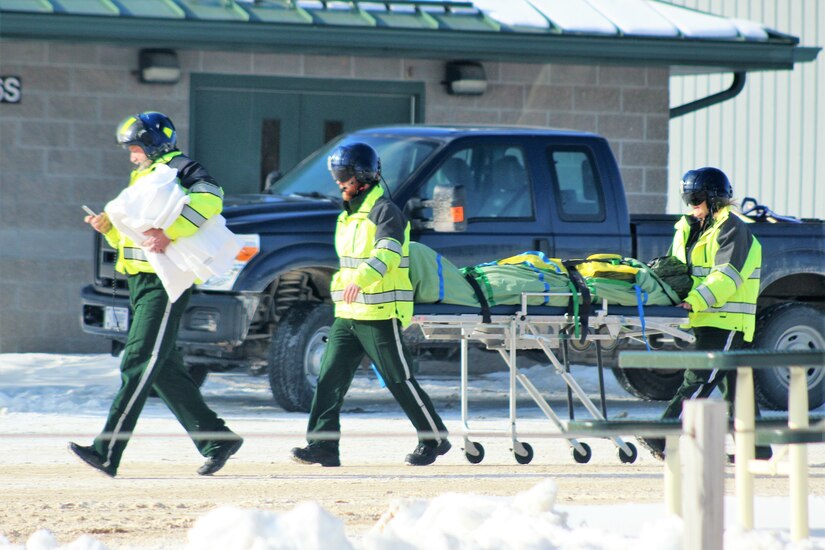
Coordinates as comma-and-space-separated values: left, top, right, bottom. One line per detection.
464, 441, 485, 464
572, 442, 592, 464
648, 334, 666, 350
566, 327, 593, 352
513, 442, 534, 465
597, 326, 621, 351
618, 443, 638, 464
674, 337, 692, 350
568, 337, 592, 352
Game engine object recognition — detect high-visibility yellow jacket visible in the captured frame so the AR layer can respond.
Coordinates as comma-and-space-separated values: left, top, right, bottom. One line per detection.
330, 185, 414, 326
104, 151, 224, 275
670, 206, 761, 341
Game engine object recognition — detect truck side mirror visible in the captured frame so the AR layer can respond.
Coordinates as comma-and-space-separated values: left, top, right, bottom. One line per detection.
408, 184, 467, 232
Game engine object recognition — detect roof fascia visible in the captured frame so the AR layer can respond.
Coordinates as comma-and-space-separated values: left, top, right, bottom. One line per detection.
0, 13, 819, 72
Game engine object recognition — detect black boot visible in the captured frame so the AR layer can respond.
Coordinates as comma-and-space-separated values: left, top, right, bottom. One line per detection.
405, 439, 451, 466
198, 438, 244, 476
68, 442, 116, 478
291, 445, 340, 467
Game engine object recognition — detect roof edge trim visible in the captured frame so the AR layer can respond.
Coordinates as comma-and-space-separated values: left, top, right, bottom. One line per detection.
0, 12, 818, 72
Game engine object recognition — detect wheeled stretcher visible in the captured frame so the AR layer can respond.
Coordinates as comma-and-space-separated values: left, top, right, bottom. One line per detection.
411, 292, 695, 464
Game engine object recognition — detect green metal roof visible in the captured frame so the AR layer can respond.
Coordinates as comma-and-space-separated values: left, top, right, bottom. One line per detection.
0, 0, 818, 72
116, 0, 186, 18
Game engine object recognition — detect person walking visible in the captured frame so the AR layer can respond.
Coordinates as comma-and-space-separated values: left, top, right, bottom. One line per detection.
290, 142, 450, 467
641, 167, 771, 461
69, 111, 242, 477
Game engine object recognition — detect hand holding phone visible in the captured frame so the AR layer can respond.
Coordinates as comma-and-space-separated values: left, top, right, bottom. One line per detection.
83, 205, 112, 233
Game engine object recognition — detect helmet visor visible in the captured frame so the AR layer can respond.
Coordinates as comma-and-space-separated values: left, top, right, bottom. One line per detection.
681, 191, 707, 207
116, 116, 141, 147
329, 166, 354, 183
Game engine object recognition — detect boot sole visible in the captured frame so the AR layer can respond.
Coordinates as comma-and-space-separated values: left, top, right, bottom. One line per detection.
198, 439, 244, 476
291, 457, 340, 467
67, 442, 116, 478
405, 440, 451, 466
290, 449, 340, 467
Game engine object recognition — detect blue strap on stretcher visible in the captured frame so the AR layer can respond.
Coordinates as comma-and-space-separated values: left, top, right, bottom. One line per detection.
634, 285, 651, 351
436, 253, 445, 302
538, 272, 549, 305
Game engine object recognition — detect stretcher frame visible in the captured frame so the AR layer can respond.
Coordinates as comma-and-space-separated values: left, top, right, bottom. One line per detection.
411, 292, 696, 464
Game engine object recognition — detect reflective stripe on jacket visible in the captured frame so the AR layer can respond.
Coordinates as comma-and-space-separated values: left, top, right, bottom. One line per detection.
330, 185, 414, 326
104, 151, 224, 275
670, 206, 761, 341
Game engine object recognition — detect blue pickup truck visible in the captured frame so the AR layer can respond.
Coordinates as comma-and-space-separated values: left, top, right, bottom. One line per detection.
81, 125, 825, 412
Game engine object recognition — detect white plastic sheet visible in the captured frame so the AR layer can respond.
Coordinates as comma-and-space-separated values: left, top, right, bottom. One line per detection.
105, 164, 241, 303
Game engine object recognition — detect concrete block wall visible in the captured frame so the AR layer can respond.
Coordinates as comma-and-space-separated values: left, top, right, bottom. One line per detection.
0, 38, 669, 352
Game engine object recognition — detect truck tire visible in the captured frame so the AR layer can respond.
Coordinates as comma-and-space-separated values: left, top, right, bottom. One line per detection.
752, 303, 825, 411
267, 302, 334, 412
611, 367, 684, 401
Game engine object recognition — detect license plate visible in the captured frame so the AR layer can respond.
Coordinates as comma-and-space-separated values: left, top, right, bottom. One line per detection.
104, 306, 129, 332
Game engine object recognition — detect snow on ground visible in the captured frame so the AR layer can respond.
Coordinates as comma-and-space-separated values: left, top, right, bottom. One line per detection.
1, 352, 824, 549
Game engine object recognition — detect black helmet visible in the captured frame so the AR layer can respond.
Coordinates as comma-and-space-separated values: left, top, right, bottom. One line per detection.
680, 167, 732, 209
327, 142, 381, 186
116, 111, 177, 160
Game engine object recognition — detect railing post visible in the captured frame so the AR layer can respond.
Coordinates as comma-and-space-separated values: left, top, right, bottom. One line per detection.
664, 434, 681, 517
788, 366, 810, 541
683, 399, 726, 550
734, 366, 755, 529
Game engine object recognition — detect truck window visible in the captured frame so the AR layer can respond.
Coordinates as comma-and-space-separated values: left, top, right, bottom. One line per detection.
422, 145, 533, 220
271, 134, 440, 198
547, 148, 605, 222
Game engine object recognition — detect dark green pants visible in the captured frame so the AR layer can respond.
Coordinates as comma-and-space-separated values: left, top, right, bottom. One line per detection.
663, 326, 763, 420
93, 273, 237, 472
306, 317, 448, 453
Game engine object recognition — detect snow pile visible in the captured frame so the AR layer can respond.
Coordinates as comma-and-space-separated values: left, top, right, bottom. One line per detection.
362, 480, 682, 550
2, 477, 825, 550
0, 481, 681, 550
184, 480, 684, 550
0, 354, 119, 414
0, 531, 107, 550
186, 502, 353, 550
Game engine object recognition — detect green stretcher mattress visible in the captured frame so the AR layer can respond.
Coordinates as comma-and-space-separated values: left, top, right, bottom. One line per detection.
408, 242, 683, 313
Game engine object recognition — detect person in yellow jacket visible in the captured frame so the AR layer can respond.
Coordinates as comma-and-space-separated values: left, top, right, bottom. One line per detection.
69, 112, 242, 477
642, 167, 771, 461
291, 143, 450, 467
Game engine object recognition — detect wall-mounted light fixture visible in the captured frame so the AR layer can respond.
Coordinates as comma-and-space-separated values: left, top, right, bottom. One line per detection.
138, 49, 181, 84
443, 61, 487, 96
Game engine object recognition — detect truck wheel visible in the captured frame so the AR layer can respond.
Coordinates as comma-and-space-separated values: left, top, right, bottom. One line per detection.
611, 367, 684, 401
752, 303, 825, 411
267, 302, 334, 412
